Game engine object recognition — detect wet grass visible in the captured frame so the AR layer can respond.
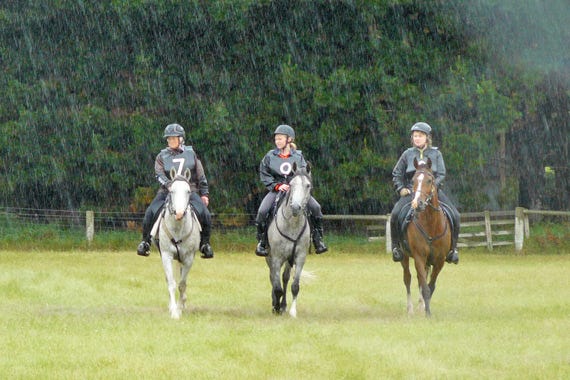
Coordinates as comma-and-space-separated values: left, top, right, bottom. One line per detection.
0, 236, 568, 379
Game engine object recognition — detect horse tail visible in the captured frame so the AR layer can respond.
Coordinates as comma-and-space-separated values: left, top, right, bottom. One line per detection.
301, 270, 316, 283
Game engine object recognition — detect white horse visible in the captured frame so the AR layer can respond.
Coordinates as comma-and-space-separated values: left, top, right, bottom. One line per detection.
155, 168, 201, 319
266, 163, 312, 317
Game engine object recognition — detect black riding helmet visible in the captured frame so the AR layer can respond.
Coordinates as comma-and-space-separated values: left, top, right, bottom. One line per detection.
273, 124, 295, 139
163, 123, 186, 139
410, 122, 432, 135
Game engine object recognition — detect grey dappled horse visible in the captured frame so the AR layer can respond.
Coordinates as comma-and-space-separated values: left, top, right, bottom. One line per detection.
266, 163, 312, 317
156, 168, 201, 319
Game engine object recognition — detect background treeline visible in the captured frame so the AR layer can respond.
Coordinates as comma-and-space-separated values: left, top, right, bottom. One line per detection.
0, 0, 568, 215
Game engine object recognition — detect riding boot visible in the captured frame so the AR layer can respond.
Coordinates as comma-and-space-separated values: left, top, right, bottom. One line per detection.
255, 222, 269, 257
310, 216, 328, 254
137, 238, 151, 257
390, 216, 404, 262
137, 218, 153, 257
446, 223, 460, 265
199, 224, 214, 259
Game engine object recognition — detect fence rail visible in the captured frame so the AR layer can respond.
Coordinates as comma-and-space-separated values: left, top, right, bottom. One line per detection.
1, 207, 568, 251
326, 208, 570, 252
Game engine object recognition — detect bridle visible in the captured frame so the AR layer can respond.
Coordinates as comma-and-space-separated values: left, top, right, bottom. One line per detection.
411, 169, 448, 247
161, 177, 195, 258
274, 173, 310, 256
412, 170, 440, 212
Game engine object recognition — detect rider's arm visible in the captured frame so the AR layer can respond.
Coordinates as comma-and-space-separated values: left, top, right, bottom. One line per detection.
433, 150, 446, 188
259, 155, 279, 191
392, 152, 409, 193
154, 152, 170, 187
194, 157, 209, 197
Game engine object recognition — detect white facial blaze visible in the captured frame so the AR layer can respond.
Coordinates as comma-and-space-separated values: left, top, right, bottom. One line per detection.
413, 173, 424, 204
171, 180, 190, 219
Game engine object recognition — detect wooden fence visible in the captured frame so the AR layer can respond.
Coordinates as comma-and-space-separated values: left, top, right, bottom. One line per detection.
1, 206, 567, 252
326, 207, 570, 252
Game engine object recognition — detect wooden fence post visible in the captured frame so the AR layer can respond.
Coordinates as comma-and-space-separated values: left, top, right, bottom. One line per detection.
514, 207, 525, 252
524, 213, 530, 238
86, 210, 94, 244
385, 216, 391, 254
484, 210, 493, 251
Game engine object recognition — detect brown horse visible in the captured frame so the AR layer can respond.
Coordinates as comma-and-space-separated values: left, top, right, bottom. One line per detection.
401, 158, 451, 317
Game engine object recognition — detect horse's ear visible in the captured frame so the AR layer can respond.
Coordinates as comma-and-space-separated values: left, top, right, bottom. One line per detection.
306, 162, 311, 174
426, 157, 432, 169
292, 162, 298, 173
183, 168, 191, 180
413, 157, 419, 169
169, 168, 177, 180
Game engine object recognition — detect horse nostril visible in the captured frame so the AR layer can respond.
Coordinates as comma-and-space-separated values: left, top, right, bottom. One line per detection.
291, 203, 301, 215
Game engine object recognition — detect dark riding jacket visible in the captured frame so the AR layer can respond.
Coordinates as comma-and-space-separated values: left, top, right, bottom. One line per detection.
155, 145, 209, 196
392, 146, 446, 193
259, 149, 307, 192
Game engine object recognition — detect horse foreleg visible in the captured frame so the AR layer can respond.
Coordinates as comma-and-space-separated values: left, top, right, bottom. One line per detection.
402, 257, 413, 315
178, 259, 194, 314
162, 255, 180, 319
269, 261, 284, 315
289, 261, 305, 318
281, 264, 291, 314
413, 259, 431, 317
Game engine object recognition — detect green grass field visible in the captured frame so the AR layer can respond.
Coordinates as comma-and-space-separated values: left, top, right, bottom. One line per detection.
0, 229, 569, 379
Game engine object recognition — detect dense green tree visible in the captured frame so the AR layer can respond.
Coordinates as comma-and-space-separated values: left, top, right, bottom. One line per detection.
0, 0, 567, 214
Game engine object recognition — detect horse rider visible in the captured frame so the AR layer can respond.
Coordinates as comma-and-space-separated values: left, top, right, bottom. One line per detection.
390, 122, 460, 264
136, 123, 214, 259
255, 124, 328, 256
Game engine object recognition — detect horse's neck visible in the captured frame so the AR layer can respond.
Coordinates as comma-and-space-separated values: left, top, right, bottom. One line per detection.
163, 207, 191, 230
277, 204, 306, 226
418, 198, 446, 229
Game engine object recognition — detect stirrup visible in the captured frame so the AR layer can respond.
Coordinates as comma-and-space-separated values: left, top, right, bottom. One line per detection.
392, 247, 404, 262
137, 241, 150, 257
200, 243, 214, 259
446, 249, 459, 264
255, 241, 268, 257
314, 240, 328, 254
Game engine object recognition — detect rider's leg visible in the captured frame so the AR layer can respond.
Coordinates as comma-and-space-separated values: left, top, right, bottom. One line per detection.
137, 192, 167, 257
390, 197, 408, 262
308, 197, 327, 254
255, 192, 275, 257
439, 191, 460, 264
191, 193, 214, 259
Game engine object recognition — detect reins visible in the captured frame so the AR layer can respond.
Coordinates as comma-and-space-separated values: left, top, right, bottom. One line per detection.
160, 177, 196, 260
273, 176, 309, 259
411, 173, 448, 260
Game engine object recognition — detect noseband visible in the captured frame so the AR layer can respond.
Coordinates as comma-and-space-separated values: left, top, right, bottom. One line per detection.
413, 170, 439, 211
274, 173, 310, 254
166, 178, 191, 216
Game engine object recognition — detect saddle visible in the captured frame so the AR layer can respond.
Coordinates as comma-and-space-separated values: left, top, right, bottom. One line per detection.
397, 202, 455, 251
150, 204, 202, 245
265, 192, 288, 226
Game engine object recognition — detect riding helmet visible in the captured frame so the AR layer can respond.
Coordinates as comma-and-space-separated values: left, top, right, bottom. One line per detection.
410, 122, 432, 135
163, 123, 186, 139
273, 124, 295, 139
